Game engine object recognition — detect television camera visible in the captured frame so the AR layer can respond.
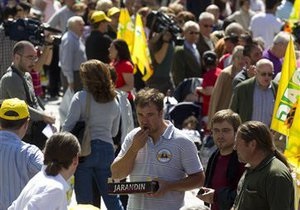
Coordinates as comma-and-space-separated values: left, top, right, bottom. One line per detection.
3, 18, 62, 46
146, 11, 183, 45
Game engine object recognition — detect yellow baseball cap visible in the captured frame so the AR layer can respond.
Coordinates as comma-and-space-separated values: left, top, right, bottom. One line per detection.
91, 11, 111, 24
107, 7, 120, 17
0, 98, 30, 120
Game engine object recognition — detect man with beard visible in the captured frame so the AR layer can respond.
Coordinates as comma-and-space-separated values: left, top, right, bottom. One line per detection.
0, 41, 55, 148
111, 88, 205, 210
197, 109, 245, 210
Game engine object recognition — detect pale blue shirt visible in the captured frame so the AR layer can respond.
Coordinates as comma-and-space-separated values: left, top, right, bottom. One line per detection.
118, 121, 203, 210
252, 81, 275, 126
0, 131, 43, 209
59, 31, 87, 83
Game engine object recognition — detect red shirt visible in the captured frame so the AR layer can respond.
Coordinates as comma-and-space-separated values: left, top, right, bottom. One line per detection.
201, 67, 222, 116
112, 60, 134, 100
30, 70, 43, 96
217, 53, 231, 69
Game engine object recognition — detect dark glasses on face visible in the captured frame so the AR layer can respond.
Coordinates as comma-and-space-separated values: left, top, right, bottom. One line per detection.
189, 31, 200, 35
259, 72, 274, 77
203, 24, 214, 28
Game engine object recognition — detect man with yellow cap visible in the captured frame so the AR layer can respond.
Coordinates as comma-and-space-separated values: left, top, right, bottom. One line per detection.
107, 7, 120, 39
86, 10, 112, 63
0, 98, 43, 210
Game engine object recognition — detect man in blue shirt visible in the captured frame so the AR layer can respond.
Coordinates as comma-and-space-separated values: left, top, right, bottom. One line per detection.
0, 98, 43, 209
59, 16, 86, 93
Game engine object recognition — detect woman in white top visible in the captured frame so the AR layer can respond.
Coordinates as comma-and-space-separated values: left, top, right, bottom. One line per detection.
9, 132, 80, 210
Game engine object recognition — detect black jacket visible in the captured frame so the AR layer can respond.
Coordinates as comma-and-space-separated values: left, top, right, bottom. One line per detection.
85, 30, 112, 63
204, 149, 245, 210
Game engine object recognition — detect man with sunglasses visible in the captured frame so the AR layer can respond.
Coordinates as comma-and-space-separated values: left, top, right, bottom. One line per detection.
0, 41, 55, 148
230, 58, 278, 125
171, 20, 202, 86
196, 12, 215, 58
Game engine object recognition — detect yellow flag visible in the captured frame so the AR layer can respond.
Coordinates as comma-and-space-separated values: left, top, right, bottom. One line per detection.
131, 14, 153, 81
284, 98, 300, 210
271, 38, 299, 135
289, 0, 300, 22
117, 8, 134, 53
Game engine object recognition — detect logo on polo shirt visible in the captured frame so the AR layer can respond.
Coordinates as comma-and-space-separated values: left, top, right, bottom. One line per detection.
157, 149, 172, 163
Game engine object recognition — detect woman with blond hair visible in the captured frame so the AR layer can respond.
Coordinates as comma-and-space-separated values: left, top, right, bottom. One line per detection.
62, 59, 123, 209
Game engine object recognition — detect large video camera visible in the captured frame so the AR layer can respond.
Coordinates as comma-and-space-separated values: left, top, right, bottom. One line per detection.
146, 11, 183, 44
3, 18, 62, 46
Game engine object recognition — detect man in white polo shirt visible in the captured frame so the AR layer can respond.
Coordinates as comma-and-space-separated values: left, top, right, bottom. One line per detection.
111, 88, 205, 210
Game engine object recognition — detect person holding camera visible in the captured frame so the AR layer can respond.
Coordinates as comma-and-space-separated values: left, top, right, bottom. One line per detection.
147, 30, 175, 95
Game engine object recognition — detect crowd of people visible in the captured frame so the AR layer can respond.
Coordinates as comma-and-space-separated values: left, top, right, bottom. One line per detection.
0, 0, 299, 209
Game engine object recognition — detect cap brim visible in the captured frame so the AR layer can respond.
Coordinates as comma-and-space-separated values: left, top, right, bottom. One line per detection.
105, 17, 112, 22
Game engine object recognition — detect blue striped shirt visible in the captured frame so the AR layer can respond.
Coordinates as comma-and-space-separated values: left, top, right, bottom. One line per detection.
0, 131, 43, 209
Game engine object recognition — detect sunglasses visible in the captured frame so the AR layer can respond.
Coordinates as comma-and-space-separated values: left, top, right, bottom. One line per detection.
203, 24, 214, 28
259, 72, 274, 77
189, 31, 200, 35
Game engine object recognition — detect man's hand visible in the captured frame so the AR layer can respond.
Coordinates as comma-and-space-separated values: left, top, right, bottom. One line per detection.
247, 65, 257, 78
196, 187, 215, 204
43, 114, 56, 124
130, 128, 149, 153
148, 179, 170, 198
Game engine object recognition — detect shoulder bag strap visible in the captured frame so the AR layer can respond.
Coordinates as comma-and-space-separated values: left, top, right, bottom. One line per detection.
10, 66, 35, 107
85, 92, 91, 125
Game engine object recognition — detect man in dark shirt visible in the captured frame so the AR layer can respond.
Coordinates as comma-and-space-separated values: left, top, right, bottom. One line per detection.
197, 109, 245, 210
85, 11, 112, 63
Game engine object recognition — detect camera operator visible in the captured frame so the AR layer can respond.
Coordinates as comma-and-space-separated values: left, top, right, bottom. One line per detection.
0, 6, 17, 76
147, 30, 175, 95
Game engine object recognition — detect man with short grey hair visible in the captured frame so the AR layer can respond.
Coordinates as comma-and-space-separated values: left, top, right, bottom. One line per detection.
262, 31, 290, 77
171, 21, 202, 86
59, 16, 86, 93
197, 12, 215, 57
230, 58, 278, 125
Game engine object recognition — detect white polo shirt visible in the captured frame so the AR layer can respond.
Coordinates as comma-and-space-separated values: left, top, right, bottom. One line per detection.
118, 121, 203, 210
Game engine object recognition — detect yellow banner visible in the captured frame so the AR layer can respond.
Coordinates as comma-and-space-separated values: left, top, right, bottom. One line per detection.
117, 8, 134, 53
289, 0, 300, 22
131, 14, 153, 81
284, 97, 300, 210
271, 38, 300, 135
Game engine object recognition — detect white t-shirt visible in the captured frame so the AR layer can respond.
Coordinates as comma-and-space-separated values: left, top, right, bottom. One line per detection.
249, 13, 282, 49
